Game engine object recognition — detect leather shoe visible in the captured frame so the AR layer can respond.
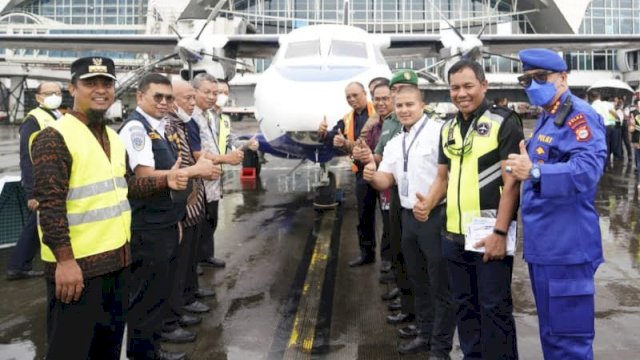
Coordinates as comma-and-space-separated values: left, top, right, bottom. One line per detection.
386, 312, 414, 325
381, 287, 400, 301
200, 257, 226, 268
195, 287, 216, 298
183, 300, 210, 313
155, 348, 186, 360
397, 324, 418, 339
178, 314, 202, 327
197, 264, 204, 276
387, 298, 402, 311
6, 269, 44, 281
348, 255, 374, 267
160, 327, 196, 344
380, 260, 392, 273
398, 336, 430, 355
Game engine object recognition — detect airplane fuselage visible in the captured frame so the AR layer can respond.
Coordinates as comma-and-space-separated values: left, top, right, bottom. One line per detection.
254, 25, 391, 163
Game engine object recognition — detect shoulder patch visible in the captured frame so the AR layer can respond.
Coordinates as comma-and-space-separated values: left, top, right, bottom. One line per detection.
131, 130, 146, 151
476, 122, 492, 136
575, 125, 592, 142
567, 113, 587, 130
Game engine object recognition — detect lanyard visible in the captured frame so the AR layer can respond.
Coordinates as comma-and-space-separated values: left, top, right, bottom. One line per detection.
402, 117, 428, 172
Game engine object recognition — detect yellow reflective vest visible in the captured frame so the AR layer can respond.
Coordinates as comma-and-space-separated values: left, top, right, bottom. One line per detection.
39, 114, 131, 262
218, 113, 231, 154
441, 109, 507, 235
27, 107, 57, 149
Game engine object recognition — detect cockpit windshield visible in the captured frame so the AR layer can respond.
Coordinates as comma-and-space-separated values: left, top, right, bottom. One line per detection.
329, 40, 367, 58
284, 40, 321, 59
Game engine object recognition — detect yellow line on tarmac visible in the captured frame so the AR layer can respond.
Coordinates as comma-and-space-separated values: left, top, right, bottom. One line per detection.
283, 210, 336, 359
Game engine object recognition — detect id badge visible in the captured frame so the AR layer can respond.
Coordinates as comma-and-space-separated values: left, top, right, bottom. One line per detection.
400, 175, 409, 197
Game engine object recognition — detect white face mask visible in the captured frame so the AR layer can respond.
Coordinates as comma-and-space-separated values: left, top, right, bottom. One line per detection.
42, 95, 62, 110
216, 94, 229, 108
175, 106, 192, 123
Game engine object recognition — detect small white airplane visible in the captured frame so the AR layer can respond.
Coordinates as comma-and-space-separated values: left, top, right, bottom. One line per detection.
3, 0, 640, 170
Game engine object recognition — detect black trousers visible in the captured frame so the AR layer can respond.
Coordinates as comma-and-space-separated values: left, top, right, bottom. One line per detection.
184, 221, 205, 306
8, 210, 39, 272
389, 187, 413, 314
355, 180, 377, 256
46, 268, 126, 360
622, 120, 632, 160
164, 223, 200, 331
127, 226, 179, 359
379, 208, 392, 263
199, 200, 219, 261
401, 206, 456, 356
442, 235, 518, 360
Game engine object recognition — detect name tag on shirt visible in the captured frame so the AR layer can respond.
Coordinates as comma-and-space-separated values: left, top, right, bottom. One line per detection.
400, 174, 409, 197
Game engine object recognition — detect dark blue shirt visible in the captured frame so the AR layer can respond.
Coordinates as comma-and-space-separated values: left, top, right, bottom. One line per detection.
185, 119, 202, 152
19, 108, 57, 198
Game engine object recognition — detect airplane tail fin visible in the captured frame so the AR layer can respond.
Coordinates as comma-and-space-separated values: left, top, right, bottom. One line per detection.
342, 0, 350, 25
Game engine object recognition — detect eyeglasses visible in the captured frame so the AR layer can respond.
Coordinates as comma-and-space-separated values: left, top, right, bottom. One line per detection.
39, 91, 62, 97
517, 71, 555, 88
152, 93, 174, 103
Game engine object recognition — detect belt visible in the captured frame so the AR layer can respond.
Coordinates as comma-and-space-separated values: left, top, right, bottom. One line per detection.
442, 231, 465, 245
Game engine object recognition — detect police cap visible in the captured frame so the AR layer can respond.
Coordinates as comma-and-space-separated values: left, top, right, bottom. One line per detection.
389, 69, 418, 87
518, 48, 568, 72
71, 56, 117, 81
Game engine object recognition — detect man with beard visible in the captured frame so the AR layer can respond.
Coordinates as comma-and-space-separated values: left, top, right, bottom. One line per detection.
30, 57, 186, 359
120, 73, 217, 360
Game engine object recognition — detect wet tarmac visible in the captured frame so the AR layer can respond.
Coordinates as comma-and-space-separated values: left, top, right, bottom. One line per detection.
0, 120, 639, 359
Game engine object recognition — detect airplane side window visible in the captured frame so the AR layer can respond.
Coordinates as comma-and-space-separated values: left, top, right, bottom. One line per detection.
329, 40, 367, 58
284, 40, 320, 59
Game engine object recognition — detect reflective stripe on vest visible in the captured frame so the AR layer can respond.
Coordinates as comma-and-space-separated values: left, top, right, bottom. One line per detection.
441, 110, 505, 235
343, 102, 376, 172
39, 114, 131, 262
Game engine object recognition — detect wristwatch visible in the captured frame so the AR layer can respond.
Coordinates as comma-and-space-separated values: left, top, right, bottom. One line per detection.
530, 163, 541, 182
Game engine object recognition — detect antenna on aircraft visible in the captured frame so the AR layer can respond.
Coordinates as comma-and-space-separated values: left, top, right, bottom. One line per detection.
342, 0, 350, 26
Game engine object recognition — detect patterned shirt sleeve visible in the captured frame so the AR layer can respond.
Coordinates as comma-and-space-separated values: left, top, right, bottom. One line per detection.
31, 127, 73, 261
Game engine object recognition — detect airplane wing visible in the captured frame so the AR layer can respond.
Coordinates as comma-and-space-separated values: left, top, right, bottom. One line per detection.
383, 33, 640, 59
0, 33, 280, 58
0, 34, 179, 53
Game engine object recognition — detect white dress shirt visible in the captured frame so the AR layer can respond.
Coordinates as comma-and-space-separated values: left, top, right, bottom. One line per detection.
119, 107, 167, 171
378, 115, 444, 209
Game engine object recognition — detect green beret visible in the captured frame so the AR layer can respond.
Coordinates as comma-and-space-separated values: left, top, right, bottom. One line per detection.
389, 69, 418, 87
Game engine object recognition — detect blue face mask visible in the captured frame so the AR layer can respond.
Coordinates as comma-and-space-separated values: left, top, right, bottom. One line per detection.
525, 80, 557, 107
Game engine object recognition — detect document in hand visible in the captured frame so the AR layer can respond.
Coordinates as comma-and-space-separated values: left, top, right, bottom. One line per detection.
465, 217, 517, 256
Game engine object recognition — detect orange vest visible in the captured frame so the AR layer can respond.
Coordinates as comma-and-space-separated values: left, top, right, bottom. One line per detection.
343, 102, 376, 172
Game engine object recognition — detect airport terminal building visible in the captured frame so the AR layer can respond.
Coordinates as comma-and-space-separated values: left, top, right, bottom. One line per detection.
1, 0, 640, 114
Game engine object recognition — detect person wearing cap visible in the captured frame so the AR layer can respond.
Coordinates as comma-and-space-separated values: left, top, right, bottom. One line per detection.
30, 57, 186, 359
374, 70, 418, 328
417, 59, 523, 359
506, 48, 606, 359
318, 81, 378, 267
6, 81, 64, 281
119, 73, 218, 360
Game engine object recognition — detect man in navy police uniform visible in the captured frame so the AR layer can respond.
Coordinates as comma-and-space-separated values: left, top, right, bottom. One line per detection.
506, 48, 607, 360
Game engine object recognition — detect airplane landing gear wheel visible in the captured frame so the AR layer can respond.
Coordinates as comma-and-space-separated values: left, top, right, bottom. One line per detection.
313, 171, 338, 209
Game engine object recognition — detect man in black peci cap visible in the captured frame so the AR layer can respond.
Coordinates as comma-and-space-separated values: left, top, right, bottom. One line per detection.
31, 56, 188, 359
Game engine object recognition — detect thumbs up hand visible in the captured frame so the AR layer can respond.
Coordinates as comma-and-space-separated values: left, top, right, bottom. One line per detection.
318, 116, 328, 137
412, 192, 430, 222
168, 158, 189, 190
363, 161, 377, 182
505, 140, 533, 181
352, 138, 373, 163
333, 128, 347, 148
